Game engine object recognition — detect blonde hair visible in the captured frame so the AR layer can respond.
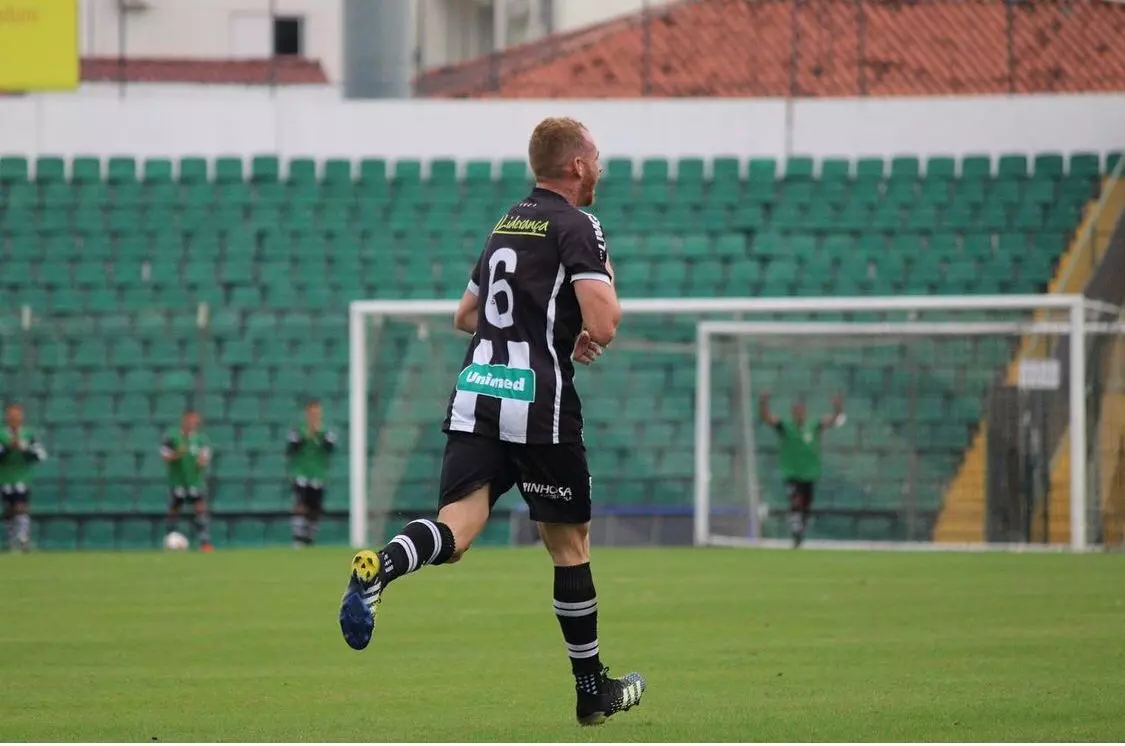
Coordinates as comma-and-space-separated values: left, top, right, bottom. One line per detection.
528, 117, 589, 181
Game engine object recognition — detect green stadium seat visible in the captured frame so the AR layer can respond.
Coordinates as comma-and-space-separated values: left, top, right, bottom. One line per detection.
251, 155, 280, 182
142, 158, 173, 183
215, 157, 244, 183
997, 154, 1029, 179
784, 156, 814, 180
71, 157, 101, 184
641, 158, 670, 182
925, 156, 956, 180
107, 156, 137, 184
34, 156, 65, 182
960, 155, 992, 179
393, 159, 422, 183
890, 156, 920, 180
855, 157, 885, 181
1033, 153, 1064, 178
179, 157, 208, 183
0, 155, 28, 183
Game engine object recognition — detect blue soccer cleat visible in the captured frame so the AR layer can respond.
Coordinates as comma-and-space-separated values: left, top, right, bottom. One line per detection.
339, 550, 383, 650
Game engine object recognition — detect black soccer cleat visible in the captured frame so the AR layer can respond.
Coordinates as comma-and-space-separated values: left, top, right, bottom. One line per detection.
575, 667, 646, 726
339, 550, 383, 651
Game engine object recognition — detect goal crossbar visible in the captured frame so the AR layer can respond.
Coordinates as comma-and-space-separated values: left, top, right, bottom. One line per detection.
349, 293, 1111, 549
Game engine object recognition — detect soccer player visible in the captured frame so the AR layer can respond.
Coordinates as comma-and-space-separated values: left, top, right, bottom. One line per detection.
338, 117, 645, 725
287, 399, 336, 548
0, 403, 47, 552
161, 410, 213, 552
758, 391, 845, 547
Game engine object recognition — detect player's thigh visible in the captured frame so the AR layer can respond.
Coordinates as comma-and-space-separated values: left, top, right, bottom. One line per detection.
800, 481, 815, 509
513, 441, 592, 528
437, 433, 516, 550
188, 489, 207, 515
7, 484, 30, 514
291, 482, 310, 513
304, 486, 325, 517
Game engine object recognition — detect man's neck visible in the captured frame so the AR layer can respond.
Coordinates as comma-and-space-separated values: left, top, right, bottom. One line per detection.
535, 181, 580, 207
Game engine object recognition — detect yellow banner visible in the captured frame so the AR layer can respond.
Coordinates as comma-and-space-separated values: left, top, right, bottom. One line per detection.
0, 1, 79, 91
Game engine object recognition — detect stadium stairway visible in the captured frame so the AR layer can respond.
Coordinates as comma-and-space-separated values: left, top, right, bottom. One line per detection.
934, 171, 1125, 544
0, 152, 1116, 548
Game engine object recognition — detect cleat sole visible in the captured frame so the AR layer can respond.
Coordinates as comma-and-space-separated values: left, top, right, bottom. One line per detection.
339, 591, 373, 650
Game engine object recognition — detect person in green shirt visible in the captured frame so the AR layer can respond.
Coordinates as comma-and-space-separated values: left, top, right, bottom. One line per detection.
161, 410, 213, 552
759, 391, 845, 548
287, 399, 336, 548
0, 403, 47, 552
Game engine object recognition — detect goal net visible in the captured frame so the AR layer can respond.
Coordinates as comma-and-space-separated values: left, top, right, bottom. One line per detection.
348, 296, 1123, 551
695, 296, 1125, 551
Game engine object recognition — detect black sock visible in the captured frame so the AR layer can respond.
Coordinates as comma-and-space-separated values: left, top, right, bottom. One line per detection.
554, 563, 602, 692
377, 519, 455, 586
194, 512, 211, 544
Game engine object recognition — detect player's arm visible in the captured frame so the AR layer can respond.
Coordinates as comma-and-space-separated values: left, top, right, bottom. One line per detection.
322, 429, 337, 452
562, 214, 620, 346
453, 259, 482, 334
22, 436, 46, 462
160, 436, 180, 463
197, 439, 212, 468
819, 393, 845, 430
758, 391, 781, 428
286, 428, 302, 457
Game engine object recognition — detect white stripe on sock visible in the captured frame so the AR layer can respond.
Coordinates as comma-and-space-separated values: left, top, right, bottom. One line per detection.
553, 597, 598, 610
391, 535, 418, 572
567, 641, 601, 659
566, 640, 599, 653
554, 598, 597, 617
417, 519, 442, 565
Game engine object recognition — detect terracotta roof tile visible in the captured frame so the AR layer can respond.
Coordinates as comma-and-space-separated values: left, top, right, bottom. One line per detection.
417, 0, 1125, 99
81, 57, 328, 85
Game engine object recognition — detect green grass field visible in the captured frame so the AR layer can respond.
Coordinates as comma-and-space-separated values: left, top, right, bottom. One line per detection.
1, 547, 1123, 742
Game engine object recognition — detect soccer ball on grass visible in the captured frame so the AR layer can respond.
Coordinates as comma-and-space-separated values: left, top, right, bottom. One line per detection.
163, 531, 190, 551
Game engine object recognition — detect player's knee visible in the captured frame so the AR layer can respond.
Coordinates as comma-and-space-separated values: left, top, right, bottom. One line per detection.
538, 522, 590, 566
15, 502, 28, 515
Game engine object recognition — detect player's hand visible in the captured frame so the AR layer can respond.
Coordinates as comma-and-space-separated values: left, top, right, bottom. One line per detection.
572, 330, 603, 366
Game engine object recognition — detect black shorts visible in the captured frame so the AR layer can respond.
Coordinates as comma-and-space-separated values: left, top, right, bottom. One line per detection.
1, 484, 29, 505
292, 482, 325, 512
786, 480, 815, 505
438, 432, 592, 524
169, 486, 206, 509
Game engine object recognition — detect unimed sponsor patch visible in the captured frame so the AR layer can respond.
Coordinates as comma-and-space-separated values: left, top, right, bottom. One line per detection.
456, 363, 536, 402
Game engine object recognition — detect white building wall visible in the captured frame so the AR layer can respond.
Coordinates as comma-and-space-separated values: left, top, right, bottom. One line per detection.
80, 0, 343, 82
2, 88, 1122, 171
552, 0, 676, 32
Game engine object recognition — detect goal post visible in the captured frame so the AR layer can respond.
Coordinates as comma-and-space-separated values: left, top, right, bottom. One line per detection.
349, 295, 1122, 551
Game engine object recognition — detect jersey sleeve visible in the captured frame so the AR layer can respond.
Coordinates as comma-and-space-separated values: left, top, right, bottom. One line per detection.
286, 428, 302, 455
466, 256, 482, 296
323, 430, 337, 452
24, 435, 46, 462
558, 211, 612, 286
160, 433, 176, 458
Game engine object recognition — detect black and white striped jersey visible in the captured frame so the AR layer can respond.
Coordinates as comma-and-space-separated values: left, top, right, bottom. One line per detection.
442, 187, 612, 445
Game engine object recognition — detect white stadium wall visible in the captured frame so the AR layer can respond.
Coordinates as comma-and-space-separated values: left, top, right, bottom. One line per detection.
1, 87, 1123, 168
